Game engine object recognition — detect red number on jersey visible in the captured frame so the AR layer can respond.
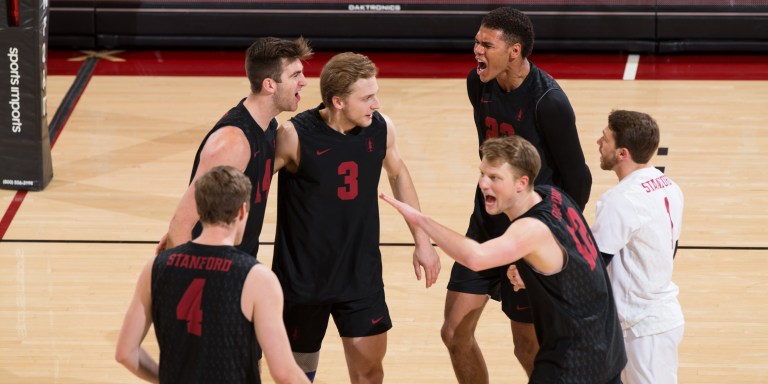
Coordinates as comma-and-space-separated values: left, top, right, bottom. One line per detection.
484, 117, 515, 139
254, 158, 273, 204
338, 161, 359, 200
564, 207, 599, 270
176, 278, 205, 336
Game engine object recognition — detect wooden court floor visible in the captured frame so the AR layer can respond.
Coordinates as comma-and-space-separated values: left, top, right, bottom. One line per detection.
1, 67, 767, 382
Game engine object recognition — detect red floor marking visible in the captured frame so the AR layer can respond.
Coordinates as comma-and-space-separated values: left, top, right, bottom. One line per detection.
637, 55, 768, 80
0, 190, 27, 240
49, 50, 768, 80
49, 50, 631, 79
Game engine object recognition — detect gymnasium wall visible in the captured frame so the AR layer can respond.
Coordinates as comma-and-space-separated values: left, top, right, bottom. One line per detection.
48, 0, 768, 53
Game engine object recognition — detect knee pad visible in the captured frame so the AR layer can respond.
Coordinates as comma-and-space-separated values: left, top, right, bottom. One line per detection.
293, 351, 320, 381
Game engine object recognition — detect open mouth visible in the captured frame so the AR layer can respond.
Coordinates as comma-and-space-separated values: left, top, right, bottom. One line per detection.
484, 195, 496, 205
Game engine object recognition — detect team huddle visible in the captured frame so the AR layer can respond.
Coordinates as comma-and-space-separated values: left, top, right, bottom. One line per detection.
115, 7, 684, 384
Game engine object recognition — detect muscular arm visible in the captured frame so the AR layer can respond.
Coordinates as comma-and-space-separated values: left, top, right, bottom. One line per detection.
244, 265, 310, 384
536, 90, 592, 210
274, 121, 300, 174
163, 127, 251, 249
380, 114, 441, 287
380, 193, 564, 275
115, 259, 159, 383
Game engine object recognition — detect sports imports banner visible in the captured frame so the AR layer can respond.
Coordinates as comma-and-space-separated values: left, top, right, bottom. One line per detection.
0, 0, 53, 191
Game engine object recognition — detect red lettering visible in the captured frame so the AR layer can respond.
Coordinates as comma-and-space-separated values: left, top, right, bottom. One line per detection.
221, 259, 232, 272
179, 255, 190, 268
564, 207, 598, 270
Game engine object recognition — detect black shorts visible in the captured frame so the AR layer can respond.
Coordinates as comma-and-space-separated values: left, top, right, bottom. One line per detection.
283, 289, 392, 353
447, 194, 533, 323
447, 261, 533, 323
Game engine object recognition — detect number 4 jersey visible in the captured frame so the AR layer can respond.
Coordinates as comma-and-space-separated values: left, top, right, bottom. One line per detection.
273, 104, 387, 304
152, 242, 262, 384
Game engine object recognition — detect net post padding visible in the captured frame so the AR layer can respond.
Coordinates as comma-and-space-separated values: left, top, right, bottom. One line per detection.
0, 0, 53, 191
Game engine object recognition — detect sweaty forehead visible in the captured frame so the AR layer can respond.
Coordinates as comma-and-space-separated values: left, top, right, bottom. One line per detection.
480, 157, 514, 174
476, 26, 506, 44
281, 59, 303, 75
348, 77, 379, 96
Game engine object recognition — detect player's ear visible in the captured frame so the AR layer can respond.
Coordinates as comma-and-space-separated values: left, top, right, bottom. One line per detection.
262, 77, 276, 93
508, 42, 522, 60
332, 95, 345, 110
239, 202, 248, 220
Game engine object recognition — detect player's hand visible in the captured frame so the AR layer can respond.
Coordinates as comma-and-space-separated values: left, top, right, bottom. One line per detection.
413, 242, 441, 288
155, 233, 169, 255
507, 264, 526, 291
379, 193, 424, 227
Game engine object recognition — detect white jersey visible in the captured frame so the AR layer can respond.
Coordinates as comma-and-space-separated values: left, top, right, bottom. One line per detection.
592, 166, 684, 338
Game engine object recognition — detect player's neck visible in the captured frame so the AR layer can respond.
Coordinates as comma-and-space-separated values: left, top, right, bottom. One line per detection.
319, 107, 356, 134
504, 188, 541, 221
616, 162, 650, 181
193, 225, 238, 247
496, 58, 531, 92
244, 93, 278, 130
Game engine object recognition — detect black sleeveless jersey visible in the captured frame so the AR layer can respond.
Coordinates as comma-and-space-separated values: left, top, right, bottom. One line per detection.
465, 64, 591, 241
273, 104, 387, 303
152, 242, 262, 384
189, 98, 276, 257
516, 186, 626, 383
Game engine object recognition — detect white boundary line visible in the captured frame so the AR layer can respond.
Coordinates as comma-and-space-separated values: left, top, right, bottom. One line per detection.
623, 54, 639, 80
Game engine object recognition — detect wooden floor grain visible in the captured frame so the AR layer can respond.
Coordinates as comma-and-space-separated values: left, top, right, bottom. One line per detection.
1, 74, 766, 383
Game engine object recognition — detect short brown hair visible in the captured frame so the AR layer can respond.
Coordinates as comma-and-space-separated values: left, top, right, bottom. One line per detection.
481, 7, 535, 57
320, 52, 378, 107
608, 110, 660, 164
194, 166, 251, 225
246, 36, 313, 93
481, 136, 541, 187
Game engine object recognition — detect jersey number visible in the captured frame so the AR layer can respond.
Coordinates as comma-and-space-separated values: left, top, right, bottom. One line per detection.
564, 207, 598, 270
338, 161, 359, 200
177, 278, 205, 336
484, 117, 515, 139
254, 158, 273, 204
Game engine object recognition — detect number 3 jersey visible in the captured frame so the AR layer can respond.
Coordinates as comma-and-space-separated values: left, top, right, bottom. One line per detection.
152, 242, 262, 384
273, 104, 387, 304
515, 185, 626, 383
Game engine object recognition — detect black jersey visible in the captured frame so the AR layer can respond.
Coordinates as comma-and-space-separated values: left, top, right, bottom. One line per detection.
516, 185, 626, 383
465, 64, 591, 241
152, 242, 262, 384
273, 104, 387, 303
189, 98, 277, 257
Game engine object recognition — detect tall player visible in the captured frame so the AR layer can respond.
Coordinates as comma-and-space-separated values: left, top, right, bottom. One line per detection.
158, 37, 312, 256
116, 166, 309, 384
382, 136, 626, 383
272, 52, 440, 383
442, 7, 592, 382
592, 110, 685, 383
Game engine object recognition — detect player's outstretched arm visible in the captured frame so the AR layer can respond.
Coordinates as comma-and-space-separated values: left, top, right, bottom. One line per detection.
115, 259, 159, 383
379, 193, 555, 273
